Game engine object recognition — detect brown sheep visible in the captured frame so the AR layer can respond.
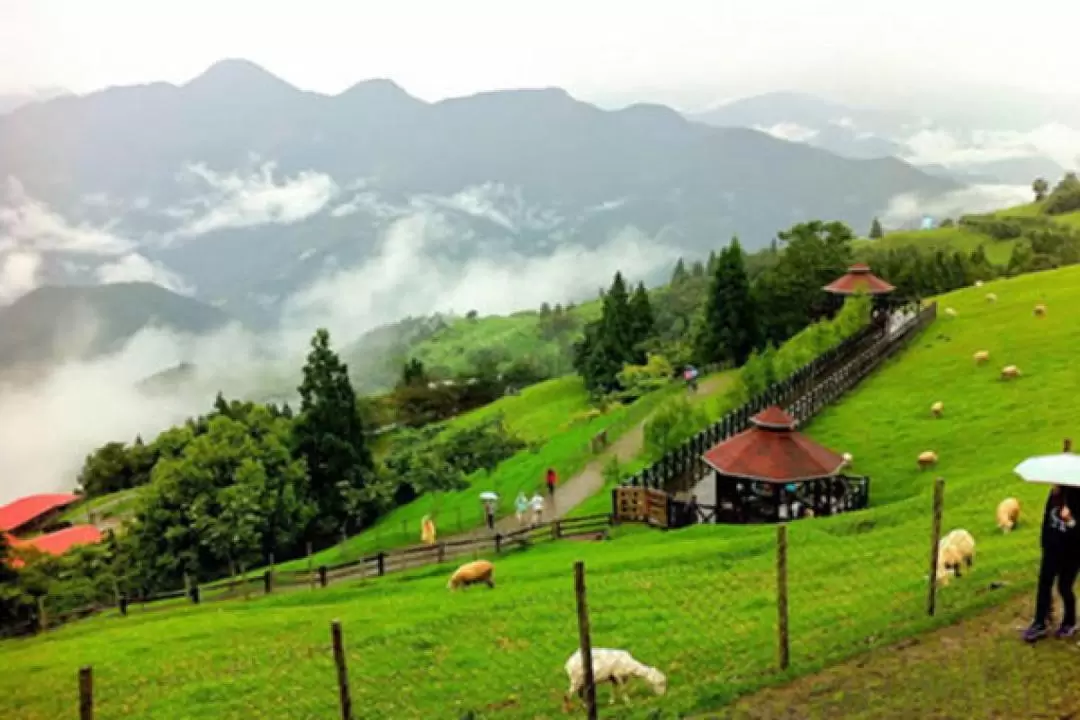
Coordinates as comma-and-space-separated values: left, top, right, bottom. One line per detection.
996, 497, 1021, 533
973, 350, 990, 365
1034, 303, 1047, 317
1001, 365, 1021, 381
447, 560, 495, 590
930, 401, 944, 418
917, 451, 938, 469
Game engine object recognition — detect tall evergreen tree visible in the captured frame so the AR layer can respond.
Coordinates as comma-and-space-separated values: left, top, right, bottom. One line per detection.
869, 217, 884, 239
670, 258, 689, 285
628, 282, 655, 362
573, 272, 640, 393
706, 250, 719, 276
294, 328, 375, 538
695, 238, 758, 367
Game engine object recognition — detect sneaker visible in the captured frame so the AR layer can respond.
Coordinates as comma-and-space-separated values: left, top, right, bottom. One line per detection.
1054, 624, 1076, 639
1023, 623, 1049, 643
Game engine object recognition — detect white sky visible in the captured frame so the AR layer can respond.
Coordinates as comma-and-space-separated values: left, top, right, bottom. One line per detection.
3, 0, 1078, 109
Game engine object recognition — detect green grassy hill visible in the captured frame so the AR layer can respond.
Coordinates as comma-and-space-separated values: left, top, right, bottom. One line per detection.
5, 265, 1078, 718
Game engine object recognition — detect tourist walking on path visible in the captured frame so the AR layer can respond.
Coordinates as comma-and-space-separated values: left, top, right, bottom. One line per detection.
530, 492, 545, 526
483, 499, 496, 531
546, 467, 557, 498
1024, 442, 1080, 642
515, 492, 529, 527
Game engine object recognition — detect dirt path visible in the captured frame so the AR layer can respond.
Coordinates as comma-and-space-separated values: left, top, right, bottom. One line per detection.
706, 593, 1080, 719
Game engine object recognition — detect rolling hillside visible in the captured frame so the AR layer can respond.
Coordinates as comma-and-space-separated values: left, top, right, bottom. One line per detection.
6, 266, 1079, 718
0, 283, 232, 371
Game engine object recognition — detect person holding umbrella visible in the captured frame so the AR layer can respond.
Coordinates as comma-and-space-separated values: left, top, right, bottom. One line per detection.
479, 491, 499, 532
1015, 439, 1080, 642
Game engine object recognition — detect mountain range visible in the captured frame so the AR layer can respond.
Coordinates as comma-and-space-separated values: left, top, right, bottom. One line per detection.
0, 59, 958, 333
691, 91, 1077, 185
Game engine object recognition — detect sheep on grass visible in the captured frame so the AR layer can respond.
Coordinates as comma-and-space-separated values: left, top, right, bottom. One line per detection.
1034, 303, 1047, 317
986, 292, 997, 303
563, 648, 666, 709
917, 451, 938, 469
935, 529, 976, 586
1000, 365, 1021, 381
841, 452, 853, 467
930, 401, 944, 418
447, 560, 495, 590
996, 497, 1021, 533
944, 307, 957, 318
973, 350, 990, 365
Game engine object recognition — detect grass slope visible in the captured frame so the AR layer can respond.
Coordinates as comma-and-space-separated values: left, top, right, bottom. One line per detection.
7, 266, 1080, 719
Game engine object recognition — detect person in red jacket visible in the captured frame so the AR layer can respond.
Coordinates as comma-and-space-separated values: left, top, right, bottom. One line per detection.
546, 468, 557, 498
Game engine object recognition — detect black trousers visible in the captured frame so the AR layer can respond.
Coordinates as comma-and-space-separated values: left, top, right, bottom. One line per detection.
1034, 546, 1080, 627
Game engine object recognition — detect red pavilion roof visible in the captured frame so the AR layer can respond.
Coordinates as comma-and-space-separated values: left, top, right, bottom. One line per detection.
0, 493, 79, 533
823, 263, 895, 295
13, 525, 103, 556
702, 406, 846, 483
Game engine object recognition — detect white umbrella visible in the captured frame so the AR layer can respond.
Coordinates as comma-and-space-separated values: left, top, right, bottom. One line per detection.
1013, 454, 1080, 487
479, 491, 499, 502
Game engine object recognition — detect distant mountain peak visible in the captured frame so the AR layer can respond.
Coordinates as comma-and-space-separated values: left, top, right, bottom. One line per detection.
184, 58, 296, 94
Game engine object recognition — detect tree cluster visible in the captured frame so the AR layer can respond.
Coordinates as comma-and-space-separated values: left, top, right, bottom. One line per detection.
572, 273, 654, 393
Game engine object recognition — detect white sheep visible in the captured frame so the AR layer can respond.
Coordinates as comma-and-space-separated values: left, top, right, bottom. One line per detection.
930, 401, 944, 418
936, 529, 976, 586
1000, 365, 1021, 381
917, 451, 938, 469
564, 648, 667, 709
973, 350, 990, 365
996, 497, 1021, 533
944, 307, 957, 318
975, 280, 984, 287
985, 292, 997, 303
447, 560, 495, 590
1034, 303, 1047, 317
842, 452, 854, 467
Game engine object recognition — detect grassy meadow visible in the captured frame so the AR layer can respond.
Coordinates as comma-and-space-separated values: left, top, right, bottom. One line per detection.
5, 264, 1080, 718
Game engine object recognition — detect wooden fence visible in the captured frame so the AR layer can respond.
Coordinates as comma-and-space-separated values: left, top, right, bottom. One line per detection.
622, 301, 937, 494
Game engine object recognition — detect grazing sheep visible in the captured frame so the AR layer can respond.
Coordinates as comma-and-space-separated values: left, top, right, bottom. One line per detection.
917, 451, 938, 469
1000, 365, 1021, 381
447, 560, 495, 590
973, 350, 990, 365
930, 401, 944, 418
985, 292, 997, 303
1034, 303, 1047, 317
975, 280, 984, 287
936, 529, 976, 586
944, 307, 957, 317
996, 497, 1021, 533
842, 452, 854, 467
564, 648, 667, 709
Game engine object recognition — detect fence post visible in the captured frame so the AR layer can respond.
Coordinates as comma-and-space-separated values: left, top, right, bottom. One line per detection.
191, 583, 201, 604
573, 562, 598, 720
263, 570, 273, 595
552, 519, 561, 540
330, 620, 353, 720
377, 552, 386, 577
36, 595, 47, 631
777, 525, 790, 671
307, 541, 314, 590
927, 477, 945, 617
79, 666, 93, 720
118, 592, 128, 617
437, 542, 446, 564
495, 533, 502, 554
319, 565, 328, 588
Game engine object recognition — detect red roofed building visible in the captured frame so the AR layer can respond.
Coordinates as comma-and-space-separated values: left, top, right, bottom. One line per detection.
702, 407, 869, 523
822, 263, 896, 296
17, 525, 103, 556
0, 493, 79, 535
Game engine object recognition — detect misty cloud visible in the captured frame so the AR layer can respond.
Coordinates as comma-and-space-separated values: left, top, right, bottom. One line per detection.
94, 253, 192, 294
0, 178, 135, 255
0, 251, 42, 304
878, 184, 1033, 228
172, 162, 340, 237
754, 122, 819, 144
903, 124, 1080, 171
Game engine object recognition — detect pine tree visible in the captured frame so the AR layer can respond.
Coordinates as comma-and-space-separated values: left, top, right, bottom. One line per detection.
869, 217, 884, 239
696, 238, 758, 367
573, 272, 641, 392
706, 250, 719, 276
690, 260, 706, 278
628, 282, 655, 362
294, 328, 375, 538
670, 258, 689, 285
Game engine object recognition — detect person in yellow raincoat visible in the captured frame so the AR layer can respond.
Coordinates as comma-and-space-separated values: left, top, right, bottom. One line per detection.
420, 514, 437, 545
